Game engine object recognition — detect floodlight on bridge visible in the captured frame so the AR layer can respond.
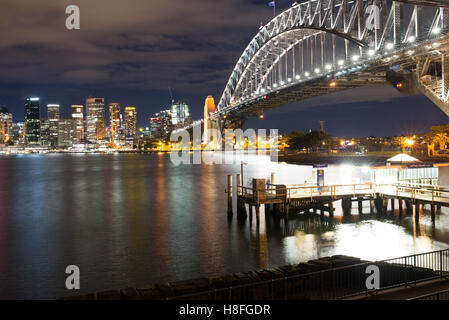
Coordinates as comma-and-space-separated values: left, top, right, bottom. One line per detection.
385, 42, 394, 50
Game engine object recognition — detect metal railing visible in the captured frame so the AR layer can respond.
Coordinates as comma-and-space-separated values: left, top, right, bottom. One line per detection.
410, 289, 449, 300
238, 182, 449, 204
166, 249, 449, 300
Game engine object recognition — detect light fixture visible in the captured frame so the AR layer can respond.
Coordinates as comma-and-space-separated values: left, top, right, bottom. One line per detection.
314, 68, 321, 73
338, 60, 345, 66
386, 42, 394, 50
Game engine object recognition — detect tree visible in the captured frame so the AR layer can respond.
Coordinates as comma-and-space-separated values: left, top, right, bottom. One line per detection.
286, 130, 334, 151
432, 133, 449, 150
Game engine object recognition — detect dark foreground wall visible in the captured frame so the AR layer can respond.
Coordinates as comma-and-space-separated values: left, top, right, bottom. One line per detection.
62, 255, 364, 300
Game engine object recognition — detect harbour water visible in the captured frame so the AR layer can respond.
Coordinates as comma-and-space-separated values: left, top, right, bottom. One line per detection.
0, 153, 448, 299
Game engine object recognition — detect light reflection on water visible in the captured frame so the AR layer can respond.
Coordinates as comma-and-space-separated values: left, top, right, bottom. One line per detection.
0, 153, 448, 299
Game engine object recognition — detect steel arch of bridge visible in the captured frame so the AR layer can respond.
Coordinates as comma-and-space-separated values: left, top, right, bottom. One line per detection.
216, 0, 449, 118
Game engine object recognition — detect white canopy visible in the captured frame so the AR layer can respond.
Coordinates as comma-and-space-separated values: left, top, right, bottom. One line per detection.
387, 153, 420, 163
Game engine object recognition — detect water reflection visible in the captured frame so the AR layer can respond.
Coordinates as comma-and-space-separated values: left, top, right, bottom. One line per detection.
0, 153, 448, 299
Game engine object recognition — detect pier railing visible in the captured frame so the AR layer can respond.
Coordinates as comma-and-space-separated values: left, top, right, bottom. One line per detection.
167, 249, 449, 300
238, 181, 449, 204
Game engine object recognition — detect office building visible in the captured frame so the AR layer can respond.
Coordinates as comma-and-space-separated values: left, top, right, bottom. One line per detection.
86, 98, 105, 143
25, 97, 41, 146
47, 104, 60, 147
0, 107, 12, 144
58, 118, 77, 147
72, 105, 84, 144
109, 103, 121, 142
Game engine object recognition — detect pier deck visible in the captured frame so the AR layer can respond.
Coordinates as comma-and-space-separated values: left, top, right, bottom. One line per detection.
227, 176, 449, 222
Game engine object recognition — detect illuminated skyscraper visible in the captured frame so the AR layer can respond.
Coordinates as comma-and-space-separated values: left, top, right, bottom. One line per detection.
86, 98, 105, 143
58, 118, 77, 147
170, 102, 190, 126
72, 105, 84, 144
47, 104, 60, 147
0, 107, 12, 144
25, 97, 41, 146
109, 103, 121, 142
124, 106, 137, 139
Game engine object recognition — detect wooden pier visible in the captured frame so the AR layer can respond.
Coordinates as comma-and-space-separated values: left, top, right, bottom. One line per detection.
226, 173, 449, 224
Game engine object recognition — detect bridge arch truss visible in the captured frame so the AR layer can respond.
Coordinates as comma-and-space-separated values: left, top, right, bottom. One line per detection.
217, 0, 449, 116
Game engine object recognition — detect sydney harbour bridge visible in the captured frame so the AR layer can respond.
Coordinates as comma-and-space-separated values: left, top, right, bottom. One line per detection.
175, 0, 449, 137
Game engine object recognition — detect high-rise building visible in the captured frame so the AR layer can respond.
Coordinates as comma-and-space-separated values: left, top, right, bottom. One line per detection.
25, 97, 41, 146
58, 118, 77, 147
124, 106, 137, 142
40, 120, 51, 147
86, 98, 105, 143
72, 105, 84, 144
47, 104, 60, 120
149, 110, 172, 139
47, 104, 60, 147
170, 102, 190, 126
0, 107, 12, 144
109, 103, 121, 142
9, 122, 24, 145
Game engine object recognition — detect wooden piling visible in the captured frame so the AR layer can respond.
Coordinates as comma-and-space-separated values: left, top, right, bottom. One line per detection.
370, 199, 374, 214
358, 197, 363, 214
398, 199, 403, 216
431, 204, 436, 222
329, 202, 334, 219
227, 175, 233, 215
391, 198, 395, 214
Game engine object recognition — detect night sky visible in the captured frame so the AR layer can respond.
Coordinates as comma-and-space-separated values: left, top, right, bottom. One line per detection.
0, 0, 448, 137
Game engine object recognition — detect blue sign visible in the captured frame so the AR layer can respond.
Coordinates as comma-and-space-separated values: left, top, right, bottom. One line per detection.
313, 164, 328, 168
317, 169, 324, 190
